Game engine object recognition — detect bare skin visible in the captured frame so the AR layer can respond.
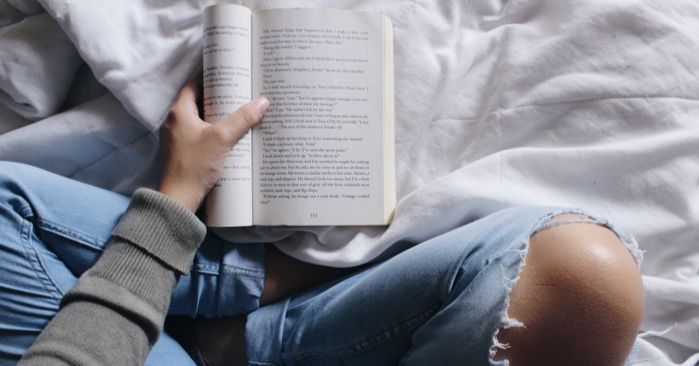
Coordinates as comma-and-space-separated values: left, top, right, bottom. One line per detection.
159, 85, 644, 365
195, 246, 350, 366
194, 215, 645, 366
158, 80, 269, 213
494, 214, 644, 366
158, 82, 351, 365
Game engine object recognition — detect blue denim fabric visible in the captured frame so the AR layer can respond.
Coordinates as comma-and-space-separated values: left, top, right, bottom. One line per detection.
0, 161, 643, 366
0, 161, 265, 366
244, 207, 643, 366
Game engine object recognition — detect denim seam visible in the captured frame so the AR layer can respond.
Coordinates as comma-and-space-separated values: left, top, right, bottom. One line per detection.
531, 209, 643, 265
221, 263, 265, 279
192, 263, 219, 274
19, 219, 64, 301
37, 217, 106, 250
442, 239, 483, 301
289, 302, 441, 363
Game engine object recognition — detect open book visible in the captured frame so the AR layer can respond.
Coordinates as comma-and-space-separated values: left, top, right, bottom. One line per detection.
203, 4, 395, 227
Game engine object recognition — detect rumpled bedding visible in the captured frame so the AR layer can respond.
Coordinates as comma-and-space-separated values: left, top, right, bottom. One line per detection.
0, 0, 697, 364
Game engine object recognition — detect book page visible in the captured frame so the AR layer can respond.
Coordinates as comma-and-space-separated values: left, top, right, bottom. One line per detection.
203, 4, 253, 227
251, 9, 386, 226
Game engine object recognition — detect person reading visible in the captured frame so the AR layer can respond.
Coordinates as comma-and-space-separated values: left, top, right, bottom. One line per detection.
1, 86, 643, 366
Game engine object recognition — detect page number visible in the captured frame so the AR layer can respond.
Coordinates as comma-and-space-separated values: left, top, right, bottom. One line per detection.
310, 213, 319, 218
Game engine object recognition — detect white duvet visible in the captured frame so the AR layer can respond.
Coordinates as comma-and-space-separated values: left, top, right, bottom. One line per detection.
0, 0, 697, 364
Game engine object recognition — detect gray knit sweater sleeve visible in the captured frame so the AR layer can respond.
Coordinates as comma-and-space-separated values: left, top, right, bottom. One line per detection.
18, 188, 207, 366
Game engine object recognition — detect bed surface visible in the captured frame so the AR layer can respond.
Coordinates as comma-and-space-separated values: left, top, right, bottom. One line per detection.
1, 0, 698, 364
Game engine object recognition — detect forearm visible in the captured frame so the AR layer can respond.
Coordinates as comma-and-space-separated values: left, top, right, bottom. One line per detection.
19, 189, 206, 366
18, 82, 266, 365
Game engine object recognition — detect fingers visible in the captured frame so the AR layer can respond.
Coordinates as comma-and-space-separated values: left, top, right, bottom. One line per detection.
213, 97, 270, 143
168, 81, 200, 122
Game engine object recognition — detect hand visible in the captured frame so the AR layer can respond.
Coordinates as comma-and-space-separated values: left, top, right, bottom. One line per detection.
158, 81, 269, 212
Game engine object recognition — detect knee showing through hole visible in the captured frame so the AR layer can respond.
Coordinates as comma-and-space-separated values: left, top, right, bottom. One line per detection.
495, 215, 644, 366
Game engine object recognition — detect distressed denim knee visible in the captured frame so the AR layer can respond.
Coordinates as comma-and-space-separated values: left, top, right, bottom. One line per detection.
491, 211, 644, 366
245, 206, 639, 366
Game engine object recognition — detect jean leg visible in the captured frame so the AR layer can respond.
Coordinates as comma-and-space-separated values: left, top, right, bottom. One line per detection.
0, 161, 130, 277
398, 208, 642, 366
0, 162, 264, 363
170, 236, 265, 318
145, 333, 196, 366
0, 162, 127, 362
245, 206, 571, 366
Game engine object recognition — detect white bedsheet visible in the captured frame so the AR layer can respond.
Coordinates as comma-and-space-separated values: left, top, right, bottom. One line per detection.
0, 0, 697, 364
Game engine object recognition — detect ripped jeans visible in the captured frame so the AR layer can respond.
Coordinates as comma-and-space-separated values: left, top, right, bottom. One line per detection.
0, 162, 642, 365
242, 206, 643, 366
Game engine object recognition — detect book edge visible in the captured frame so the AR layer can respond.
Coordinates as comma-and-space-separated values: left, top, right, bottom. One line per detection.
382, 15, 396, 225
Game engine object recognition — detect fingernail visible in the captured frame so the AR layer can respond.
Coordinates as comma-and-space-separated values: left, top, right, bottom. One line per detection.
253, 97, 270, 113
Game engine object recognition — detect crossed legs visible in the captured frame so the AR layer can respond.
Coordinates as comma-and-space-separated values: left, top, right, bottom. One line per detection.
200, 210, 644, 365
0, 162, 644, 365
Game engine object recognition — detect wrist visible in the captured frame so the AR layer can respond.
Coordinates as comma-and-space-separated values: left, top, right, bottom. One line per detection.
157, 181, 202, 213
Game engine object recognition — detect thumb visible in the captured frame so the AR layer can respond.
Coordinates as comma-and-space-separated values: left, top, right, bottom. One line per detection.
213, 97, 270, 143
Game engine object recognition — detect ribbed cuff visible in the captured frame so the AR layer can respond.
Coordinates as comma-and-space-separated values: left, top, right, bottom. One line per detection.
89, 242, 176, 309
62, 242, 178, 341
61, 239, 176, 344
112, 188, 206, 274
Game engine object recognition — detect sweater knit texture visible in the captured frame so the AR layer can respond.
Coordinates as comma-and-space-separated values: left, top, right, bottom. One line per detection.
18, 188, 206, 366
